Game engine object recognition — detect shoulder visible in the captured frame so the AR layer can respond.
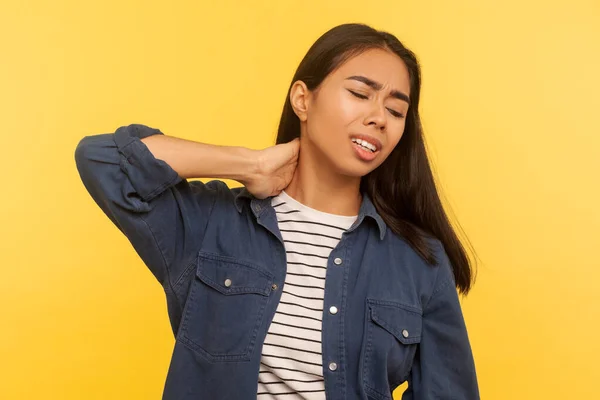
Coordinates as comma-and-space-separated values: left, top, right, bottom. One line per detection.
384, 231, 455, 305
425, 237, 456, 294
186, 179, 257, 216
186, 179, 240, 199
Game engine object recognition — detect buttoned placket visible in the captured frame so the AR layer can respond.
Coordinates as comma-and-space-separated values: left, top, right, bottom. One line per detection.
320, 229, 360, 400
327, 256, 344, 373
250, 196, 366, 400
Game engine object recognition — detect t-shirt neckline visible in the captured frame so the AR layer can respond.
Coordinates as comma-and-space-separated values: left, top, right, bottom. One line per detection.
276, 190, 359, 222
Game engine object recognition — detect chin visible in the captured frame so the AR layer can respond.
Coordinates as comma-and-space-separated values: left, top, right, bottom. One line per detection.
318, 144, 381, 178
332, 160, 377, 179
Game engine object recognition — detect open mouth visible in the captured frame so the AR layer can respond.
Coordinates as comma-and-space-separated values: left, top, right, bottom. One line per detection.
351, 137, 378, 153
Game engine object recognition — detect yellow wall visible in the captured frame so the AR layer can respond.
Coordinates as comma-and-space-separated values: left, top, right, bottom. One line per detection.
1, 1, 598, 398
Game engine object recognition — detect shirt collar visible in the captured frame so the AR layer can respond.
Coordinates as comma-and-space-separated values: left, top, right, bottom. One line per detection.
233, 187, 387, 240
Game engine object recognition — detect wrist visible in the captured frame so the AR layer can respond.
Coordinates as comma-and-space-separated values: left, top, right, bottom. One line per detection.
236, 147, 260, 186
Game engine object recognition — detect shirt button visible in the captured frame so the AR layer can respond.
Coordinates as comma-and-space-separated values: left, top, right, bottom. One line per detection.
333, 257, 343, 265
224, 278, 232, 287
402, 329, 409, 338
329, 306, 338, 315
328, 362, 338, 371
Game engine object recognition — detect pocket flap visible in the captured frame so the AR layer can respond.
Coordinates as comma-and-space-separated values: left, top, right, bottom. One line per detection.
368, 300, 422, 345
196, 251, 274, 296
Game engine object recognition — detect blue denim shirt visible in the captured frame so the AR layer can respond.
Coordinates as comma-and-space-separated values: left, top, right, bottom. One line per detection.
75, 124, 479, 400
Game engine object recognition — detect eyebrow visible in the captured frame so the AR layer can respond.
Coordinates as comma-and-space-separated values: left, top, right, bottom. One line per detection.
345, 75, 410, 104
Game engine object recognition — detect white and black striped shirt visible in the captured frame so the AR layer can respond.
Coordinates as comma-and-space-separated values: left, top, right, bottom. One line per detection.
257, 190, 358, 399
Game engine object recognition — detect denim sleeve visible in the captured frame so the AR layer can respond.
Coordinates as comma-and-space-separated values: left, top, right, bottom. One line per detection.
74, 123, 220, 290
402, 248, 480, 400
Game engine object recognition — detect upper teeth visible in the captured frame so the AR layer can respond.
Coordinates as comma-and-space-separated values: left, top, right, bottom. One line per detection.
352, 138, 377, 152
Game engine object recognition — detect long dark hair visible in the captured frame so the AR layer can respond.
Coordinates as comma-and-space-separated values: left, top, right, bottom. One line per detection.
276, 23, 477, 294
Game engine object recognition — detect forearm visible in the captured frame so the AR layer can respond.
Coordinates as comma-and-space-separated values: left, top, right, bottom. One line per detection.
141, 134, 258, 182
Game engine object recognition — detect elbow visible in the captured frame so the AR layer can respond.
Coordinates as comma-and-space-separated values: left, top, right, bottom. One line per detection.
74, 133, 119, 183
74, 135, 95, 177
74, 133, 117, 168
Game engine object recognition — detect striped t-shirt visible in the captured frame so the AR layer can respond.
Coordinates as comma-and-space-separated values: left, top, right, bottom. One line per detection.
257, 190, 358, 399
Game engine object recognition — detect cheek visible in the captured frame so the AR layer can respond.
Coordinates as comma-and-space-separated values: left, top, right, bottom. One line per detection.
338, 96, 364, 126
307, 96, 356, 140
380, 125, 406, 158
389, 122, 406, 145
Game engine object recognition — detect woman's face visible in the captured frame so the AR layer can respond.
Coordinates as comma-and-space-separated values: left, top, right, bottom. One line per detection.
291, 48, 411, 178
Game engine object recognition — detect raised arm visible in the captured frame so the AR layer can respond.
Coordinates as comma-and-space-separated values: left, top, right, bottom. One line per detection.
74, 124, 258, 290
138, 131, 257, 181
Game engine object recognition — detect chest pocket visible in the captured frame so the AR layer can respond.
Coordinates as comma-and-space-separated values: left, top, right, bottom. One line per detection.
362, 299, 422, 400
178, 251, 275, 362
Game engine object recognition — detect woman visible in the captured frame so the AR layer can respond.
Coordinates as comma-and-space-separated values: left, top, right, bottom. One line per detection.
75, 23, 479, 400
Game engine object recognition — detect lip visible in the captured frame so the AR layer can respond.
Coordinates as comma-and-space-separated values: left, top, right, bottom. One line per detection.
351, 141, 378, 162
349, 133, 383, 152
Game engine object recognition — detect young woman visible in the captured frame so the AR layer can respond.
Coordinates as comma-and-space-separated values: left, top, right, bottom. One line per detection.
75, 23, 479, 400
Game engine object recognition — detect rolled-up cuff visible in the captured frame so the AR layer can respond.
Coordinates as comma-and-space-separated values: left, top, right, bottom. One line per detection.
114, 124, 183, 202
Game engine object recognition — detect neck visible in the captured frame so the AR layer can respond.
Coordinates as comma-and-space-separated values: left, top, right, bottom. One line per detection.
283, 139, 362, 216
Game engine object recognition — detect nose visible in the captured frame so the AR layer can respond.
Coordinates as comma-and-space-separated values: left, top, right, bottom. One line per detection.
364, 103, 386, 131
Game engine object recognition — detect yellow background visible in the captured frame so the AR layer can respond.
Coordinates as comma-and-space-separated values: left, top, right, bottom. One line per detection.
1, 1, 599, 399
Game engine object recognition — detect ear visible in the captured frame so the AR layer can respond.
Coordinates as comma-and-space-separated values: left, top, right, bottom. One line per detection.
289, 80, 311, 122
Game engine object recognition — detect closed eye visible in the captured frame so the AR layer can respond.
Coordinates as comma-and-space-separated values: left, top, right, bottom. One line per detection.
348, 89, 368, 99
348, 90, 405, 119
387, 108, 405, 119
